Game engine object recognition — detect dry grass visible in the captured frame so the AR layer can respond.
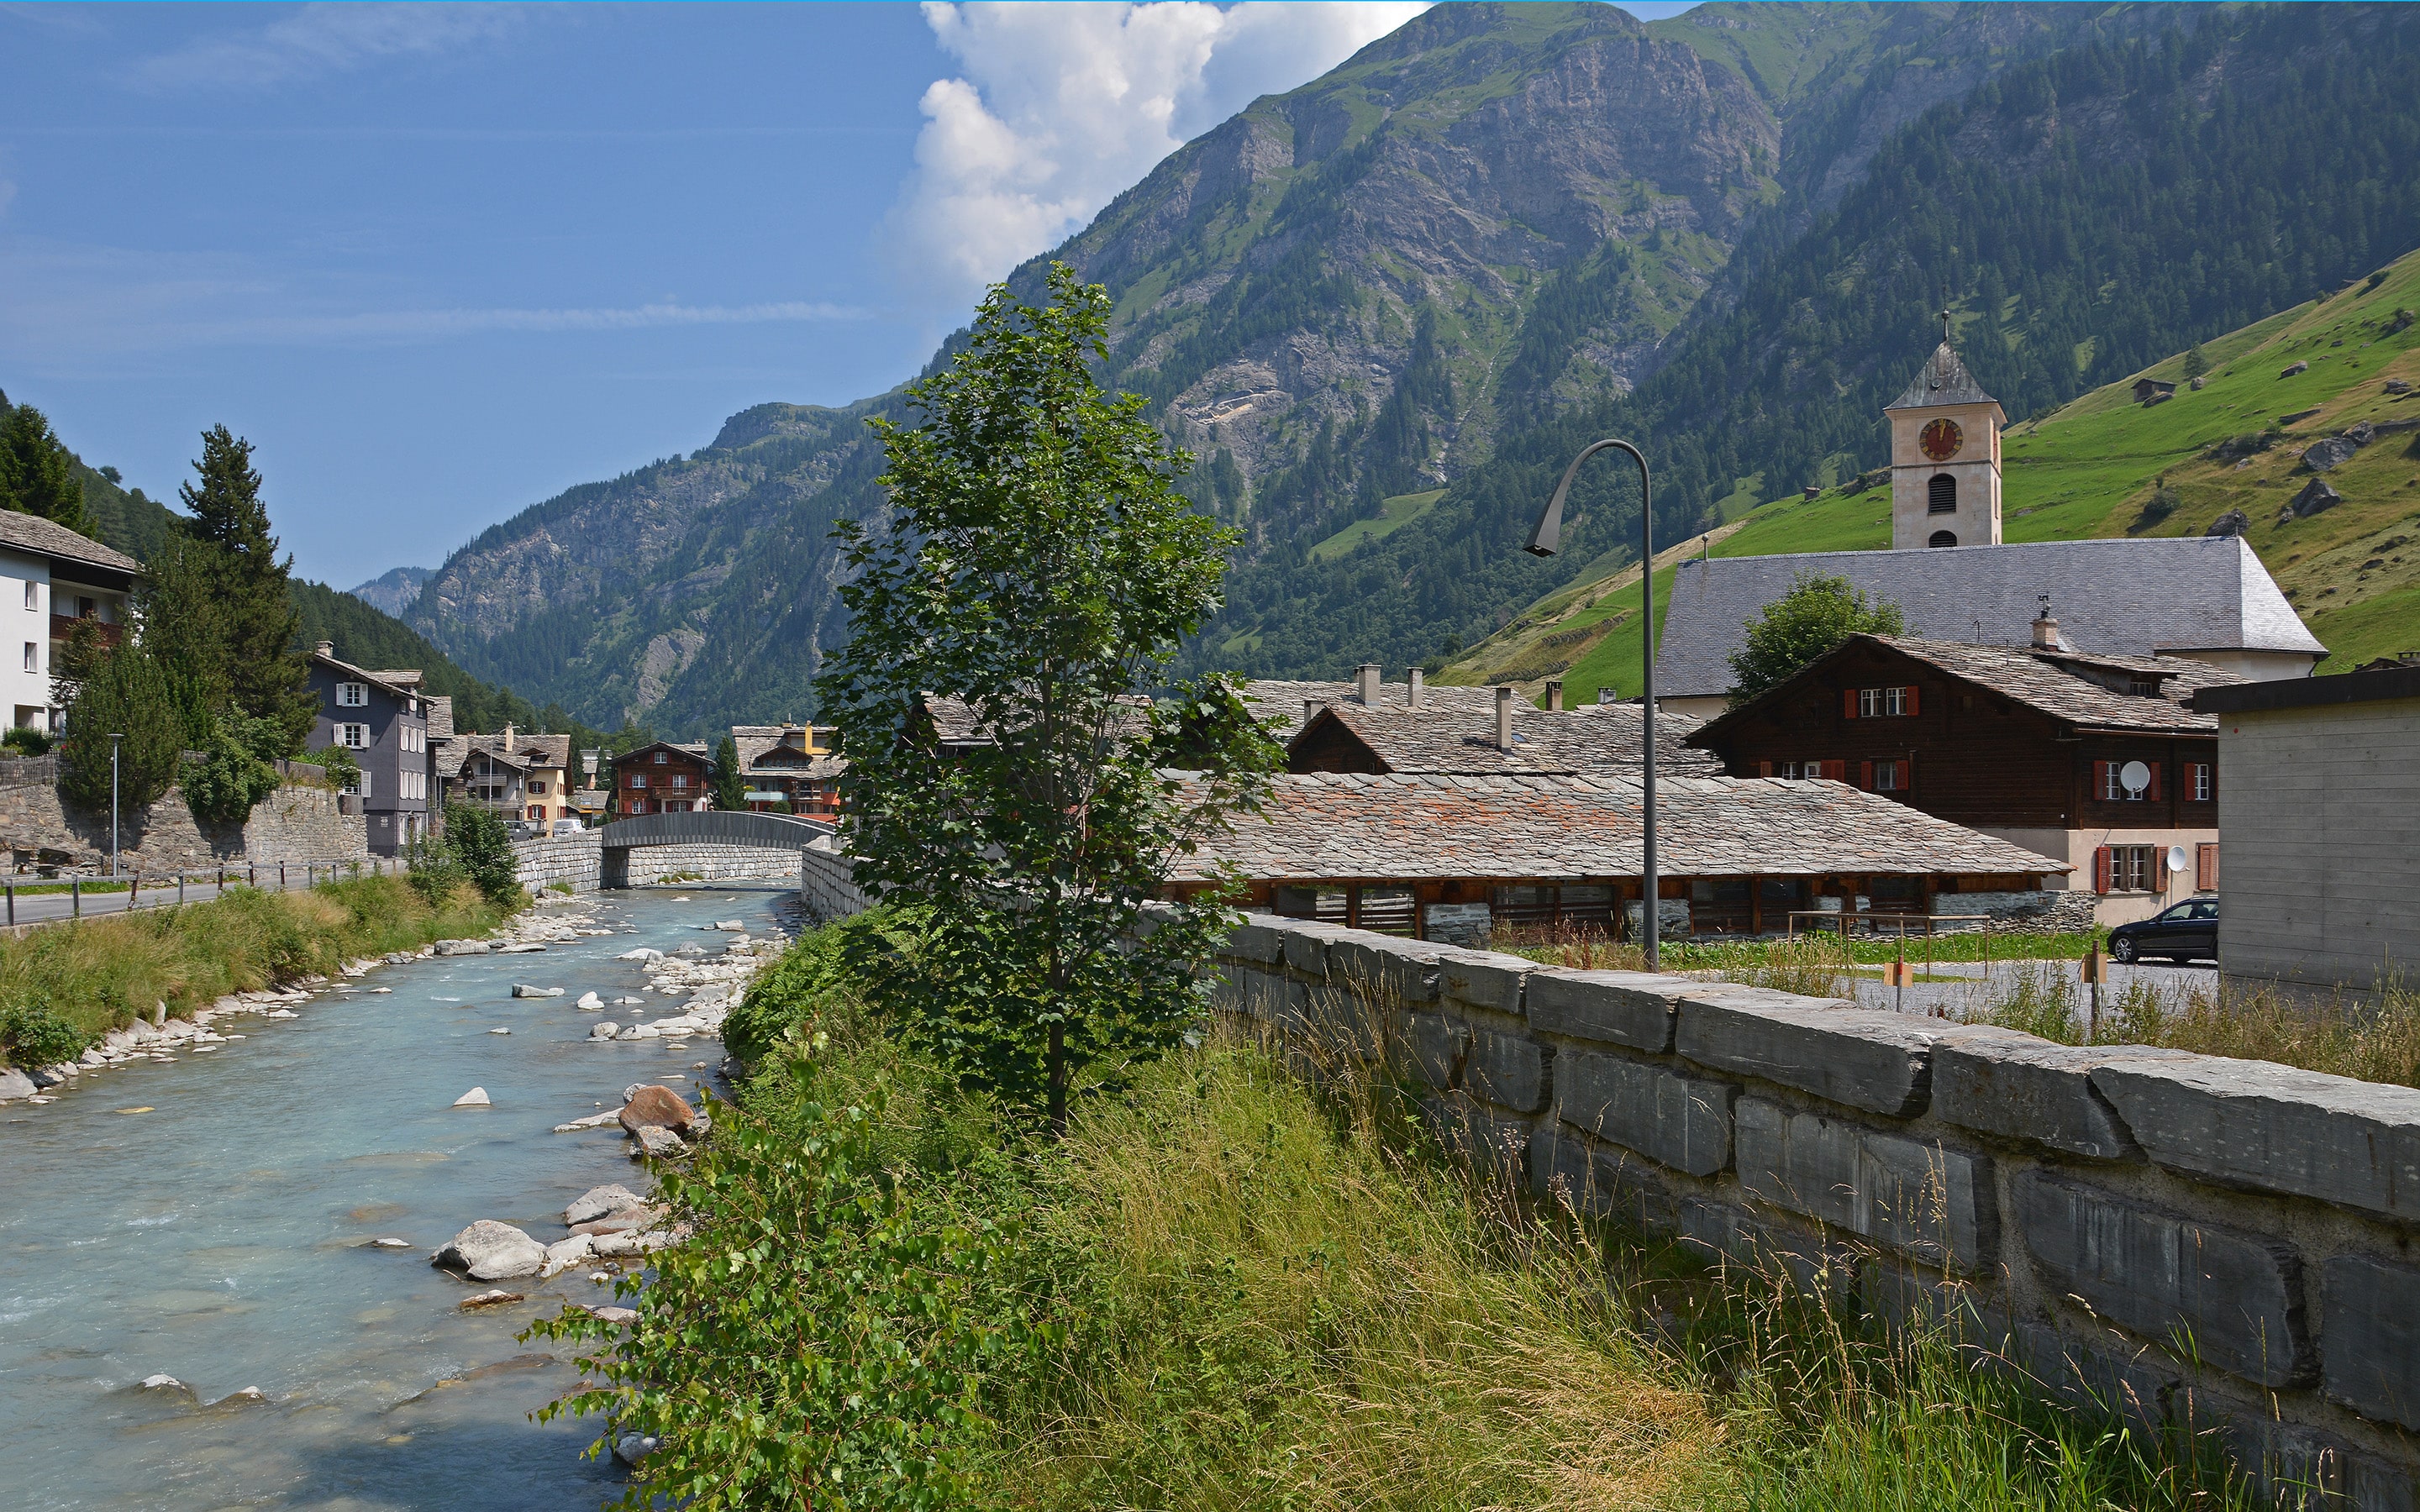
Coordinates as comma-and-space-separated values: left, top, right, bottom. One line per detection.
0, 874, 505, 1058
1491, 923, 1856, 999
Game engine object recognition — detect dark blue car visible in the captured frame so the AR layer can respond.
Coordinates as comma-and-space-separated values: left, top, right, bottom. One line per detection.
2107, 896, 2217, 964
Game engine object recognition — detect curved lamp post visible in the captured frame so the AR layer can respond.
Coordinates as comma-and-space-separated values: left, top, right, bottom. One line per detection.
1524, 439, 1660, 970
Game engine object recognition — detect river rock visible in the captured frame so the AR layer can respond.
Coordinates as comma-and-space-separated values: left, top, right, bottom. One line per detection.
539, 1235, 595, 1278
208, 1386, 269, 1408
620, 1084, 697, 1137
618, 1025, 660, 1040
433, 1220, 547, 1280
576, 992, 603, 1011
434, 941, 490, 956
497, 943, 547, 955
615, 948, 663, 963
566, 1184, 646, 1225
713, 920, 744, 931
368, 1236, 412, 1248
488, 1027, 512, 1036
453, 1087, 491, 1107
135, 1373, 196, 1401
587, 1021, 620, 1041
614, 1432, 660, 1467
554, 1110, 621, 1131
266, 1009, 299, 1020
512, 984, 565, 999
0, 1068, 35, 1102
571, 1209, 655, 1236
460, 1289, 524, 1310
631, 1126, 689, 1160
2291, 477, 2343, 517
592, 1306, 639, 1326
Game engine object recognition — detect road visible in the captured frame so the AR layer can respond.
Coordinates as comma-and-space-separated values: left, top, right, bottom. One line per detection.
0, 858, 402, 930
1844, 954, 2218, 1018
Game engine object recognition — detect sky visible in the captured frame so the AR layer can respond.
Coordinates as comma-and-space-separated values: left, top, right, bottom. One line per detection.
0, 2, 1695, 591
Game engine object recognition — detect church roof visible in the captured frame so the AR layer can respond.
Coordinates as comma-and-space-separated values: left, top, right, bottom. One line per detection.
1651, 536, 2326, 699
1886, 341, 1999, 411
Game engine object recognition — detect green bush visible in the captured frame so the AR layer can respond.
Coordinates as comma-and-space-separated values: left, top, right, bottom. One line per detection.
313, 741, 361, 793
439, 802, 521, 905
184, 713, 287, 825
57, 638, 184, 811
723, 907, 920, 1064
3, 726, 52, 758
0, 998, 86, 1068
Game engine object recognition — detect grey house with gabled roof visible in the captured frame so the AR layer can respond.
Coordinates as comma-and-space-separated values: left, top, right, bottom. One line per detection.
1653, 535, 2325, 720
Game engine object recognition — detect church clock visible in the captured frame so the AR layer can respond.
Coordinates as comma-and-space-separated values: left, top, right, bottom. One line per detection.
1918, 417, 1964, 462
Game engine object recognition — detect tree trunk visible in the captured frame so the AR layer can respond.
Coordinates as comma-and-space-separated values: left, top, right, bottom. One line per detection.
1047, 1019, 1067, 1138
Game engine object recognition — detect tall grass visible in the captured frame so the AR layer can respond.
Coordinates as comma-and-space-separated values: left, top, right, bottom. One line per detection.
1491, 921, 2100, 976
0, 874, 506, 1060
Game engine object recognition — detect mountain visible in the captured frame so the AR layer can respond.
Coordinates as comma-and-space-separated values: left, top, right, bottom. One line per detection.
402, 2, 2420, 725
1439, 242, 2420, 697
348, 566, 432, 618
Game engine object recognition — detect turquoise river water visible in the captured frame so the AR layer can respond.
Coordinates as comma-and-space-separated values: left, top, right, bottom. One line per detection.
0, 882, 797, 1510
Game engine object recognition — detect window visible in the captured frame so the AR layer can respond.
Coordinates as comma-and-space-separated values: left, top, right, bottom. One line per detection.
529, 780, 547, 795
21, 582, 35, 611
1928, 530, 1958, 549
2188, 761, 2213, 802
1860, 758, 1910, 792
653, 750, 667, 764
670, 774, 687, 789
628, 773, 648, 789
20, 643, 34, 674
337, 682, 368, 707
1767, 759, 1845, 780
2093, 759, 2162, 802
1848, 685, 1918, 718
340, 723, 370, 748
2093, 844, 2158, 894
1928, 473, 1957, 514
76, 596, 95, 620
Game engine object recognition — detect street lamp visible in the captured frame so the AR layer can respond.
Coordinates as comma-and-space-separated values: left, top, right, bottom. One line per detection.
108, 732, 124, 879
1525, 439, 1661, 970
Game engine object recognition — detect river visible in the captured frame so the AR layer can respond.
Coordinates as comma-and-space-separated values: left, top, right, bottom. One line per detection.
0, 882, 797, 1511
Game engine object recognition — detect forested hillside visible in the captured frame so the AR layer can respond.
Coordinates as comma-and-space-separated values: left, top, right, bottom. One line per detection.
394, 2, 2420, 722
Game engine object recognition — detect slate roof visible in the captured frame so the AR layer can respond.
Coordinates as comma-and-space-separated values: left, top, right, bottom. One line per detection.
732, 724, 839, 776
1174, 772, 2065, 885
0, 508, 141, 580
309, 645, 417, 702
424, 695, 455, 742
1293, 701, 1719, 775
460, 731, 572, 771
1240, 678, 1503, 738
1887, 341, 2001, 412
917, 692, 1152, 749
1654, 537, 2326, 698
1693, 634, 2243, 743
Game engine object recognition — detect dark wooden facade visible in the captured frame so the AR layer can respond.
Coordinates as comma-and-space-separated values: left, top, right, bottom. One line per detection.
1687, 638, 2218, 837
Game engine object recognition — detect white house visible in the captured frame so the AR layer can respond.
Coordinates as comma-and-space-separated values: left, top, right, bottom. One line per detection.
0, 512, 139, 733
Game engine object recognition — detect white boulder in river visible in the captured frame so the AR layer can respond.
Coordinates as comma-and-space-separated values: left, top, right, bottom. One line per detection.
453, 1087, 492, 1107
566, 1184, 646, 1225
512, 983, 565, 999
432, 1220, 547, 1281
576, 991, 603, 1011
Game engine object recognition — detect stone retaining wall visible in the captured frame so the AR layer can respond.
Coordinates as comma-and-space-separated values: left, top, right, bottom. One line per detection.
0, 768, 364, 874
1212, 912, 2420, 1504
513, 832, 806, 895
798, 838, 870, 922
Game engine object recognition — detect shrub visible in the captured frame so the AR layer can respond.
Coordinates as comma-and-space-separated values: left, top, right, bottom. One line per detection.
57, 638, 184, 811
313, 741, 361, 793
1, 998, 86, 1068
3, 726, 51, 757
184, 714, 287, 825
439, 801, 521, 906
2131, 486, 2181, 532
723, 907, 918, 1064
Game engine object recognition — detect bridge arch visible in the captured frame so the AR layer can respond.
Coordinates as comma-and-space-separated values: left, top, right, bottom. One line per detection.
597, 811, 834, 888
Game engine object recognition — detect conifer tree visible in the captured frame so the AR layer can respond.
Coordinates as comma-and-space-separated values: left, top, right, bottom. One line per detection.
176, 427, 313, 753
710, 733, 747, 810
0, 402, 99, 538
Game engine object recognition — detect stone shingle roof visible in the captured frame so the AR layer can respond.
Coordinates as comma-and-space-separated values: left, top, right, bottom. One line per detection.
1886, 341, 2000, 411
460, 732, 572, 771
424, 695, 455, 741
1877, 637, 2242, 734
1240, 678, 1503, 738
1294, 701, 1719, 776
1655, 537, 2325, 698
731, 725, 839, 777
0, 508, 141, 578
1176, 772, 2065, 885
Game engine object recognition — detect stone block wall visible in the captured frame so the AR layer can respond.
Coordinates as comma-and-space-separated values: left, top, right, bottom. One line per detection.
1210, 912, 2420, 1504
0, 766, 363, 874
514, 832, 602, 893
799, 838, 869, 922
513, 832, 807, 895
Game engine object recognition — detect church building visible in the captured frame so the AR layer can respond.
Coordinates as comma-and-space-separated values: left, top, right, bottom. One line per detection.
1886, 323, 2004, 550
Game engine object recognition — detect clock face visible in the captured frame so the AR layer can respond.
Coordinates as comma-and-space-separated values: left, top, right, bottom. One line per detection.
1919, 417, 1964, 462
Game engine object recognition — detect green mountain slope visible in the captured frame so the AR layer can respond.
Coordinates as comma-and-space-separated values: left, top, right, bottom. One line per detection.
1441, 243, 2420, 697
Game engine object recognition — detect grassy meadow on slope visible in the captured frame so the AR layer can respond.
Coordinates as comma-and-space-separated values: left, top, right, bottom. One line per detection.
1440, 246, 2420, 700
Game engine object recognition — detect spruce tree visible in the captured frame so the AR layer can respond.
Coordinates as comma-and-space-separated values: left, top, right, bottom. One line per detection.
0, 403, 100, 538
176, 427, 313, 753
710, 733, 747, 810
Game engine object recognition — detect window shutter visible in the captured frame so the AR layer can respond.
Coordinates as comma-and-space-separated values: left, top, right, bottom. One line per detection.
2093, 846, 2113, 895
1843, 689, 1859, 719
1903, 752, 1917, 793
2144, 761, 2161, 801
1757, 760, 1773, 778
2196, 843, 2219, 891
1859, 759, 1875, 790
1905, 684, 1920, 717
2091, 760, 2110, 801
1823, 759, 1846, 781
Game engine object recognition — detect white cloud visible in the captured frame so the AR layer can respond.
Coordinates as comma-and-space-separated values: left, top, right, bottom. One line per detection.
888, 1, 1430, 313
128, 3, 537, 91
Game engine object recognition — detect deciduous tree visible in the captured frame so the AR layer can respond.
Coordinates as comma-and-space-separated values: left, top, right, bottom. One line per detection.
1726, 573, 1906, 703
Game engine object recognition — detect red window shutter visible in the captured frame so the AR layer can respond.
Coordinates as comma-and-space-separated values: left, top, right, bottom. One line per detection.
2092, 760, 2110, 801
1757, 760, 1773, 778
1904, 684, 1920, 717
1823, 759, 1846, 781
1843, 689, 1859, 719
1903, 752, 1916, 793
1859, 759, 1875, 790
2196, 843, 2219, 891
2092, 846, 2112, 895
2145, 761, 2161, 801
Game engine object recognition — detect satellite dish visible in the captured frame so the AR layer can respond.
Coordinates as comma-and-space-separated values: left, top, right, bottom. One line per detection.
2167, 845, 2190, 874
2119, 759, 2152, 795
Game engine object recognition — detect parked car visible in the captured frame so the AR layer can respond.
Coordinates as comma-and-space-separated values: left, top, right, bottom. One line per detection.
2107, 896, 2218, 963
550, 817, 583, 837
506, 820, 540, 840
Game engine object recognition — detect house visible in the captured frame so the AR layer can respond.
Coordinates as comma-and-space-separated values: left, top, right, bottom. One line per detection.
1653, 537, 2324, 719
2133, 377, 2178, 404
1287, 685, 1718, 777
306, 642, 431, 855
1241, 668, 1504, 740
2191, 664, 2420, 1002
1685, 619, 2238, 926
449, 726, 573, 827
731, 723, 843, 816
614, 739, 712, 816
1171, 770, 2066, 947
0, 511, 138, 734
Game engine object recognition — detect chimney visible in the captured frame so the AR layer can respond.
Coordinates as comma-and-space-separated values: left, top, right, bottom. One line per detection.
1356, 662, 1381, 705
1302, 699, 1319, 729
315, 640, 334, 659
502, 722, 517, 753
1599, 688, 1618, 706
2032, 598, 2060, 651
1407, 668, 1423, 709
1544, 680, 1565, 712
1495, 685, 1514, 750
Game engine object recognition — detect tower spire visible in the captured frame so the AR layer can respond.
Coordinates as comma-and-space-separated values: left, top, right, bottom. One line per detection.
1939, 307, 1952, 343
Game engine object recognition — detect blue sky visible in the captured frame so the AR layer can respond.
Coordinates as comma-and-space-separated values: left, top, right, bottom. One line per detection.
0, 2, 1693, 591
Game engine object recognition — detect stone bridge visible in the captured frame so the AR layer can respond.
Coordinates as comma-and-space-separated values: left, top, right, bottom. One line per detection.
596, 810, 834, 889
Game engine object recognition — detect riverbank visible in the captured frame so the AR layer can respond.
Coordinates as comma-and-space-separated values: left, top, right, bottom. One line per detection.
0, 874, 512, 1088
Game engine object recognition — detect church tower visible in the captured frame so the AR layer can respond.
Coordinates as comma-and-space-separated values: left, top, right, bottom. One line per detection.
1886, 316, 2005, 550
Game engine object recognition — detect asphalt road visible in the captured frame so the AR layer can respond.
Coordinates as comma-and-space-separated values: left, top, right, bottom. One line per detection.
1846, 954, 2218, 1018
0, 860, 399, 929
